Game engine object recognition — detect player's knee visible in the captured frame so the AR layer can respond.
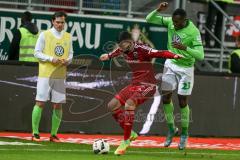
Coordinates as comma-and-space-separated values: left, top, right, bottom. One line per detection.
125, 99, 136, 110
107, 102, 115, 111
178, 95, 188, 108
36, 101, 45, 108
179, 101, 188, 108
53, 103, 62, 109
162, 95, 171, 104
162, 91, 172, 104
107, 99, 120, 112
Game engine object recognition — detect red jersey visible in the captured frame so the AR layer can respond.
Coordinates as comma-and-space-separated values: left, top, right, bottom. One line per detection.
108, 42, 177, 84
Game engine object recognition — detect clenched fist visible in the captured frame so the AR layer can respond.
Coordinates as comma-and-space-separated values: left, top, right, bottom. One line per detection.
99, 54, 109, 61
157, 2, 168, 12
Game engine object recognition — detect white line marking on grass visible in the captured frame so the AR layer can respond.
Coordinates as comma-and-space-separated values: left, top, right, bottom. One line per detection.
0, 148, 239, 157
0, 141, 42, 146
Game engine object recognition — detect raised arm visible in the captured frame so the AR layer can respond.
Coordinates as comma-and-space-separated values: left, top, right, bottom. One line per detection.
146, 2, 171, 26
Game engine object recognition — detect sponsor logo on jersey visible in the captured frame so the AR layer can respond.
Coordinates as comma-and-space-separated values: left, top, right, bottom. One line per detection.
55, 46, 64, 56
172, 34, 181, 43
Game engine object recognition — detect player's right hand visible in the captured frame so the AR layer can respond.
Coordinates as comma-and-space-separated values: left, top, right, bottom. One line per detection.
52, 58, 62, 65
99, 54, 109, 61
157, 2, 168, 12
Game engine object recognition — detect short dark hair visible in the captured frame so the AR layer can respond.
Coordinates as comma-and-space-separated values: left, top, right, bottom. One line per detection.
21, 11, 32, 23
118, 31, 132, 43
52, 11, 67, 21
173, 8, 187, 18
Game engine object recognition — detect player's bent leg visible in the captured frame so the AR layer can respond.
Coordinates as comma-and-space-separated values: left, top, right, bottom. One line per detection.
32, 101, 44, 142
124, 99, 136, 141
50, 103, 62, 142
125, 99, 138, 142
109, 98, 125, 129
114, 99, 136, 155
109, 97, 138, 140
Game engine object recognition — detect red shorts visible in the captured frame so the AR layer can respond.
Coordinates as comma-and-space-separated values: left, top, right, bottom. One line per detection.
115, 83, 156, 106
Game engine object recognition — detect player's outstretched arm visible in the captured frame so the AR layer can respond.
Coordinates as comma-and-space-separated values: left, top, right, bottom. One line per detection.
148, 49, 183, 59
100, 48, 122, 61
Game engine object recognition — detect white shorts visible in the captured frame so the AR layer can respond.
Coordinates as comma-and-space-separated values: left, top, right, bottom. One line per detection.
36, 77, 66, 103
161, 59, 194, 95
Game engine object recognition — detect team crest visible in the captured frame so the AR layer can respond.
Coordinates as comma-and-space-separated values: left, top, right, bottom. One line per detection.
55, 46, 64, 56
172, 34, 181, 43
133, 51, 138, 60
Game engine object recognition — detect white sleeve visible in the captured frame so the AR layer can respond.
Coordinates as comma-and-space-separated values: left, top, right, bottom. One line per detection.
34, 32, 53, 62
67, 35, 73, 64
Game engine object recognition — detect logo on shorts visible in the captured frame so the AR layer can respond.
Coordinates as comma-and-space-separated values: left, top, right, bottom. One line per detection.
55, 46, 64, 56
182, 82, 191, 90
172, 34, 181, 43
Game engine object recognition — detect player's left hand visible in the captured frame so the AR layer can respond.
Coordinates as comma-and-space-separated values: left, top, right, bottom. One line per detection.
172, 42, 187, 50
60, 59, 69, 66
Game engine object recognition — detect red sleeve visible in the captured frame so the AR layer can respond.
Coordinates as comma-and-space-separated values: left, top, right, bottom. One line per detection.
147, 49, 177, 59
108, 48, 122, 58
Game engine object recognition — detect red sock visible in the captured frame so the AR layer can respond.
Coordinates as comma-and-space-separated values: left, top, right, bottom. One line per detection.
112, 108, 125, 129
124, 110, 135, 141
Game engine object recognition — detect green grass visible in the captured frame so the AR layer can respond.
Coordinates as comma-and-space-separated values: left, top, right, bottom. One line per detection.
0, 137, 240, 160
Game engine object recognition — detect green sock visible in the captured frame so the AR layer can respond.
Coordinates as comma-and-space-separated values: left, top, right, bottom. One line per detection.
51, 108, 63, 136
180, 105, 190, 136
163, 102, 175, 132
32, 105, 42, 135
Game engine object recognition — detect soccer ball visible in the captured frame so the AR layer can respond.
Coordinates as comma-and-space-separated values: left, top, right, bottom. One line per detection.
92, 139, 110, 154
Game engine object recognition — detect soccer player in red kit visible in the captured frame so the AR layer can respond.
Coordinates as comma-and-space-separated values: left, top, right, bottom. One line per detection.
100, 31, 182, 155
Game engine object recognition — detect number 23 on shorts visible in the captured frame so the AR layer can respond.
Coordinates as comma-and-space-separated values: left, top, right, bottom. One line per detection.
181, 82, 191, 90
